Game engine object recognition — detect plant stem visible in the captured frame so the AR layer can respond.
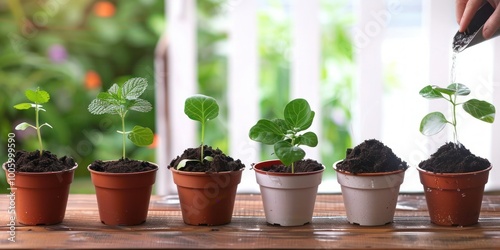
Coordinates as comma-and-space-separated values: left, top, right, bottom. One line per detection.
200, 120, 205, 161
451, 94, 459, 145
121, 112, 127, 159
291, 137, 295, 174
35, 104, 43, 156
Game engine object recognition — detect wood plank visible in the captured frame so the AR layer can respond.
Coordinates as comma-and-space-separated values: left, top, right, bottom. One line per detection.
1, 195, 499, 249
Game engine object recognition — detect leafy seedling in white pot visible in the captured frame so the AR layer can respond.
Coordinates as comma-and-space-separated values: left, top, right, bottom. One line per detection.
249, 98, 324, 226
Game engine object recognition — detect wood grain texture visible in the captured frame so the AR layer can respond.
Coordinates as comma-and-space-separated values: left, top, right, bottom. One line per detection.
1, 194, 499, 249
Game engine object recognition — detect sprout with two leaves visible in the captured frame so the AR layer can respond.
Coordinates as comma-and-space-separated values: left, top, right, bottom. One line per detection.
419, 83, 495, 144
88, 77, 154, 159
13, 88, 53, 156
176, 95, 219, 169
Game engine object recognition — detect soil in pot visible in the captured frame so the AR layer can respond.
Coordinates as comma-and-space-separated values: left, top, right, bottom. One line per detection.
168, 145, 245, 172
418, 142, 490, 173
14, 150, 75, 172
89, 158, 157, 173
255, 159, 323, 173
168, 145, 245, 226
336, 139, 409, 173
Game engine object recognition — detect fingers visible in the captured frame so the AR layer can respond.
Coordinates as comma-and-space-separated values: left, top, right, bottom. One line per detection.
456, 0, 468, 24
458, 0, 484, 32
483, 3, 500, 38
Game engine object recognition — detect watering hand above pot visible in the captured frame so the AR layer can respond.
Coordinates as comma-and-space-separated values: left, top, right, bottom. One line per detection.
456, 0, 500, 39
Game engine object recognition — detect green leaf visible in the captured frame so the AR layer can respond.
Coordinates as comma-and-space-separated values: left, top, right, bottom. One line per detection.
128, 125, 154, 146
25, 88, 50, 104
420, 112, 448, 136
249, 119, 284, 145
284, 98, 315, 131
15, 122, 34, 131
13, 103, 32, 110
274, 140, 306, 166
176, 159, 199, 169
128, 98, 152, 113
273, 118, 291, 131
295, 132, 318, 147
122, 77, 148, 100
40, 123, 53, 129
447, 83, 470, 96
419, 85, 445, 99
108, 83, 120, 96
184, 95, 219, 122
463, 99, 496, 123
433, 87, 456, 96
88, 99, 121, 115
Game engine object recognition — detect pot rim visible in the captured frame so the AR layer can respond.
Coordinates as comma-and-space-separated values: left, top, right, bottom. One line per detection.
2, 162, 78, 175
333, 160, 407, 176
169, 167, 244, 176
87, 160, 158, 176
416, 165, 492, 176
253, 159, 325, 176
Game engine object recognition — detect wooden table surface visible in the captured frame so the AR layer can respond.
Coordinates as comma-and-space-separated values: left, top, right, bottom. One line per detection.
0, 194, 499, 249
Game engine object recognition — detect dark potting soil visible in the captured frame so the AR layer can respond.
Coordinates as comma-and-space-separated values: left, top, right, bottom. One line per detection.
168, 145, 245, 172
89, 158, 157, 173
419, 142, 490, 173
335, 139, 409, 174
257, 159, 323, 173
14, 150, 75, 172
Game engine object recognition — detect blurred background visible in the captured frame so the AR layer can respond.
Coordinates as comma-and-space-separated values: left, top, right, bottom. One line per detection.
1, 0, 499, 194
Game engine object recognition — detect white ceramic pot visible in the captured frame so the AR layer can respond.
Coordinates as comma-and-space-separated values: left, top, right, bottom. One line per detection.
334, 162, 406, 226
254, 160, 324, 226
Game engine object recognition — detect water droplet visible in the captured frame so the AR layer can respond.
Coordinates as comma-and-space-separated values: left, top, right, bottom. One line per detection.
462, 193, 466, 198
457, 188, 461, 192
426, 188, 432, 193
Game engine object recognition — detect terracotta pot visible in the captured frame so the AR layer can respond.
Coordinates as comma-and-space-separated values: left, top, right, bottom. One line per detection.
334, 162, 406, 226
88, 164, 158, 226
171, 168, 243, 226
254, 160, 324, 226
2, 162, 77, 225
418, 166, 491, 226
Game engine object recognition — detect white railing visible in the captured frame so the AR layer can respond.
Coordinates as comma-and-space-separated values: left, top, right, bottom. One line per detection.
155, 0, 500, 195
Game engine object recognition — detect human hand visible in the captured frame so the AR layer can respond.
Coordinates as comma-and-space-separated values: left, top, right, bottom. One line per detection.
456, 0, 500, 39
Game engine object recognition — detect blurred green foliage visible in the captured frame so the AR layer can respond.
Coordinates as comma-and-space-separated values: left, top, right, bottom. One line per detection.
0, 0, 163, 193
0, 0, 353, 193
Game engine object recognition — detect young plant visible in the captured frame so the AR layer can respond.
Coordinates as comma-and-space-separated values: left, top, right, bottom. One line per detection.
419, 83, 495, 143
249, 98, 318, 173
88, 77, 154, 159
176, 94, 218, 169
13, 88, 53, 156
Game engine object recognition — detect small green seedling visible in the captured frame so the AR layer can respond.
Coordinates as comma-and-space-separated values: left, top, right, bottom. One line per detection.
419, 83, 495, 143
13, 88, 53, 156
249, 98, 318, 173
88, 77, 154, 159
176, 94, 218, 169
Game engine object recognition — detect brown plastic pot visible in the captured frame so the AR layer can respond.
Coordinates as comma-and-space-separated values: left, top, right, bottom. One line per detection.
88, 163, 158, 226
418, 166, 491, 226
170, 168, 243, 226
2, 162, 77, 225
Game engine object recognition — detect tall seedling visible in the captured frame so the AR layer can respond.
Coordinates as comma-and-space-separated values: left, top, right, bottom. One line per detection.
419, 83, 495, 143
14, 88, 53, 156
88, 77, 154, 158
